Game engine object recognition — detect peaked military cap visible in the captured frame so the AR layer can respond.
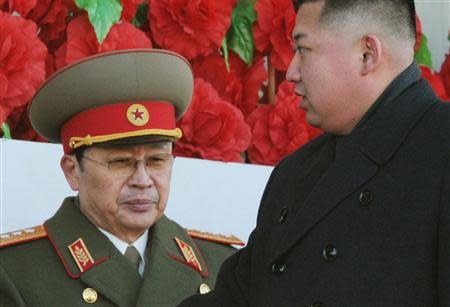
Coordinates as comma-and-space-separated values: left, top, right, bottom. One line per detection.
28, 49, 194, 153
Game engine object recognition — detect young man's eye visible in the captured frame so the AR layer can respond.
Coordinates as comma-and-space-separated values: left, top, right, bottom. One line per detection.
295, 46, 308, 54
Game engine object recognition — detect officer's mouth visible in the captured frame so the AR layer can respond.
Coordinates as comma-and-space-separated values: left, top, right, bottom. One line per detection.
123, 199, 155, 212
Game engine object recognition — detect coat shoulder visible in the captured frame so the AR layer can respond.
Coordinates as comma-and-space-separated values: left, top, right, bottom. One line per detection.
0, 225, 47, 249
284, 133, 330, 163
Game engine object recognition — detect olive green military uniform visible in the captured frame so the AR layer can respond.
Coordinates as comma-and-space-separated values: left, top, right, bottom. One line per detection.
0, 197, 237, 307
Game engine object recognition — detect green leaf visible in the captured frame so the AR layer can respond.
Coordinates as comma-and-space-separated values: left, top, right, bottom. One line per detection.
132, 3, 148, 28
75, 0, 122, 44
414, 33, 433, 68
1, 123, 11, 139
222, 38, 231, 72
227, 0, 257, 65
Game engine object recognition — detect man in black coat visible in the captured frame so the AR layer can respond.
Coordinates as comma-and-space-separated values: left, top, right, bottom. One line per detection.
180, 0, 450, 306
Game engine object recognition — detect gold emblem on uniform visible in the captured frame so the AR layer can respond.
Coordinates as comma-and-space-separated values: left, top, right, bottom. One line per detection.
82, 288, 98, 303
174, 237, 203, 273
126, 104, 149, 126
68, 238, 95, 272
187, 229, 245, 246
0, 225, 47, 248
199, 283, 211, 294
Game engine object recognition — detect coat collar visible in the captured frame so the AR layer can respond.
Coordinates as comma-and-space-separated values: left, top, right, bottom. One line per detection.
341, 63, 438, 166
271, 65, 439, 261
45, 197, 210, 307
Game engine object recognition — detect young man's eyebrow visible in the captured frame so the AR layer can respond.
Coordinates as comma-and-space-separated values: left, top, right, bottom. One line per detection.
293, 32, 307, 42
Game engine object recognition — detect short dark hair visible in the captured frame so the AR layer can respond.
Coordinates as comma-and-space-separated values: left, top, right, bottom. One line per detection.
292, 0, 416, 43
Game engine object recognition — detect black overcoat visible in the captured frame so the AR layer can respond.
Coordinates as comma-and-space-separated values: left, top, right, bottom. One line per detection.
181, 70, 450, 306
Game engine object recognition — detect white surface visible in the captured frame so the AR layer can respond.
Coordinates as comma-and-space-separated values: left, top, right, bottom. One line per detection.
415, 0, 450, 70
0, 139, 273, 243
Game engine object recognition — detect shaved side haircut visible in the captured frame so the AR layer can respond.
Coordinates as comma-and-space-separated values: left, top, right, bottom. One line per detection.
293, 0, 416, 47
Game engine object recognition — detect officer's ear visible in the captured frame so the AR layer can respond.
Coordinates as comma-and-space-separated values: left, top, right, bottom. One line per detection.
60, 155, 80, 191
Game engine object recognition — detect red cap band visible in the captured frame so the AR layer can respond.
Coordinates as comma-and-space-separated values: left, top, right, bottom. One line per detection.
61, 102, 181, 153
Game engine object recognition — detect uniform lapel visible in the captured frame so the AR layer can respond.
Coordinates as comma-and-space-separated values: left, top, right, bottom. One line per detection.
135, 215, 208, 307
79, 247, 142, 307
45, 197, 142, 307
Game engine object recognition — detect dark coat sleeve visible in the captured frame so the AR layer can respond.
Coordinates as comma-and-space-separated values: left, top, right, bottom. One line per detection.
438, 155, 450, 305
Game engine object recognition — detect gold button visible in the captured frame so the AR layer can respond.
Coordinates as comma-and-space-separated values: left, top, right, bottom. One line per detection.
199, 283, 211, 294
82, 288, 97, 304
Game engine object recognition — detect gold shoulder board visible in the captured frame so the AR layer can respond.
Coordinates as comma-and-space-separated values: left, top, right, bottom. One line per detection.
0, 225, 47, 248
187, 229, 245, 246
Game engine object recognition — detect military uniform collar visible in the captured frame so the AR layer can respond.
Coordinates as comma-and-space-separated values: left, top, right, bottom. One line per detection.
44, 197, 114, 278
134, 215, 213, 306
98, 227, 148, 265
148, 214, 209, 277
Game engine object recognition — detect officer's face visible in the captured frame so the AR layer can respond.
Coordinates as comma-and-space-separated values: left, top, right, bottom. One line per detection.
63, 142, 173, 243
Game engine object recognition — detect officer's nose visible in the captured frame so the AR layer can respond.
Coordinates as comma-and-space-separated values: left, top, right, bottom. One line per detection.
128, 161, 154, 188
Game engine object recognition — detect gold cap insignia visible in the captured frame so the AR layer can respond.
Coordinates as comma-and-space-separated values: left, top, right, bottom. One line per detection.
199, 283, 211, 295
174, 237, 202, 273
127, 104, 149, 126
68, 238, 95, 273
82, 288, 98, 303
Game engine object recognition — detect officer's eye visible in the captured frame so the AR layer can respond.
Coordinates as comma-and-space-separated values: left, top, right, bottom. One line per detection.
146, 154, 173, 167
107, 158, 134, 169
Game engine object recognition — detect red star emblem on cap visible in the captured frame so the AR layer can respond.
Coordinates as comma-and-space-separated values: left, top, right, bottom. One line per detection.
127, 104, 149, 126
132, 109, 144, 120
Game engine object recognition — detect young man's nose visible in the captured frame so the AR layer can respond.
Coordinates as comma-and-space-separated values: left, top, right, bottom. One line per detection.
286, 56, 302, 83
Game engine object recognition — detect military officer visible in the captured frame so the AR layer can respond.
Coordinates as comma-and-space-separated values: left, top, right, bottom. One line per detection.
0, 49, 242, 307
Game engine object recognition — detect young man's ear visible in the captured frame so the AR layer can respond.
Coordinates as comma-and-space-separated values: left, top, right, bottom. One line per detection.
360, 34, 382, 76
60, 155, 80, 191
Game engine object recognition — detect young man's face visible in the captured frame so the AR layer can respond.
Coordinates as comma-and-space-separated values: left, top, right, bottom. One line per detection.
65, 142, 174, 242
286, 0, 365, 135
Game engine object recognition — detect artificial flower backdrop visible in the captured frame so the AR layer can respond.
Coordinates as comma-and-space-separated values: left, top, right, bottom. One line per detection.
1, 0, 449, 166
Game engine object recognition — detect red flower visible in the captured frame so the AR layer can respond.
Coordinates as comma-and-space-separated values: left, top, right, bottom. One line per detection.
439, 53, 450, 97
0, 11, 47, 124
7, 0, 37, 16
174, 78, 251, 162
192, 52, 267, 118
247, 81, 322, 166
148, 0, 233, 60
253, 0, 295, 71
414, 15, 422, 53
29, 0, 76, 49
420, 65, 450, 101
55, 14, 152, 68
121, 0, 145, 22
6, 105, 47, 142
